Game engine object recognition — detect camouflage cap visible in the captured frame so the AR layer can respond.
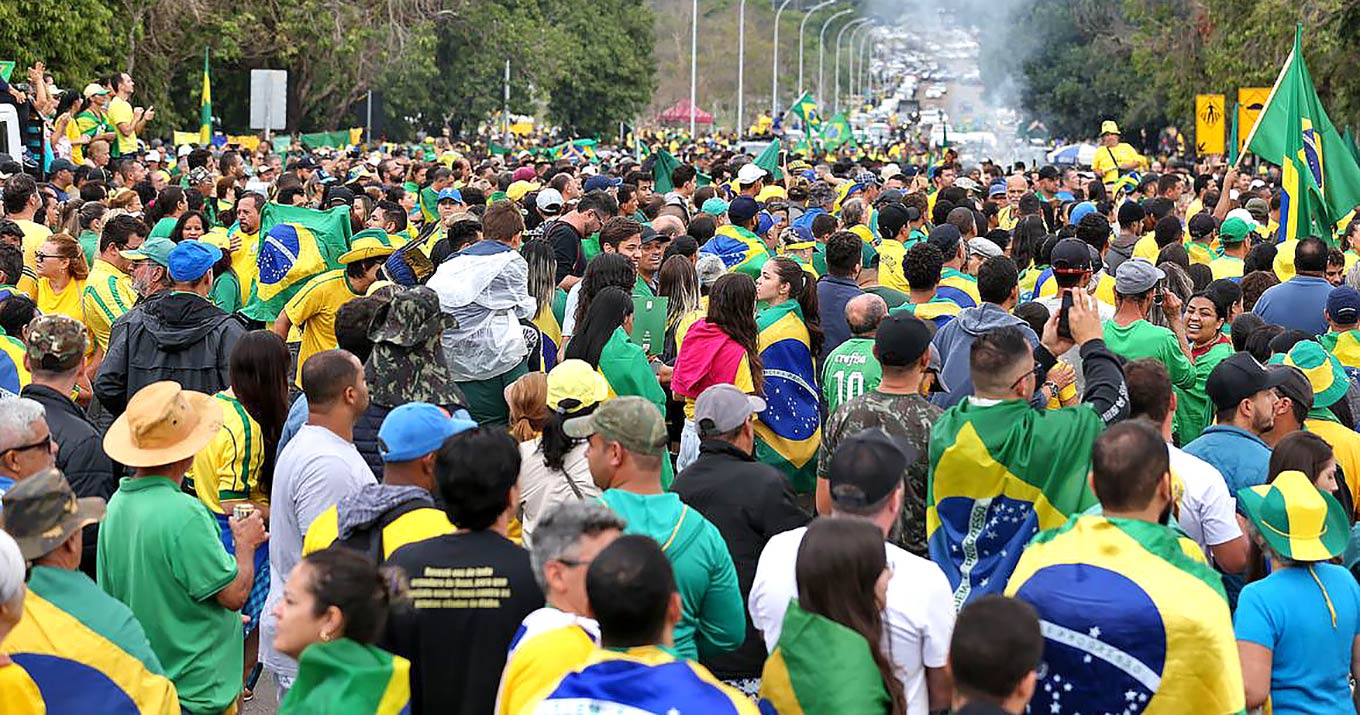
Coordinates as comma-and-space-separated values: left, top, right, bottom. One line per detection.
0, 467, 106, 560
563, 396, 667, 456
25, 314, 87, 371
369, 286, 458, 348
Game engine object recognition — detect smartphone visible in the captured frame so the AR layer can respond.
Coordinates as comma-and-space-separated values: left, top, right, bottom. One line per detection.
1058, 290, 1074, 340
1153, 279, 1166, 306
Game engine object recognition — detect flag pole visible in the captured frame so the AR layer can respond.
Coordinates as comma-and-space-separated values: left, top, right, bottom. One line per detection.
1235, 24, 1302, 168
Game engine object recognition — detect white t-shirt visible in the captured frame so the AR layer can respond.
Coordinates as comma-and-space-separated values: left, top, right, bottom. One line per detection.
517, 437, 599, 548
749, 525, 955, 715
1169, 443, 1243, 560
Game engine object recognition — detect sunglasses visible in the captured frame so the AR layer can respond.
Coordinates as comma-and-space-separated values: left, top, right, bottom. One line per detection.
3, 433, 51, 456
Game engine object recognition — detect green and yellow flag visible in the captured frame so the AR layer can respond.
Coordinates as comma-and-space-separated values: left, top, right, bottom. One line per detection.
1244, 25, 1360, 244
199, 48, 212, 145
753, 138, 783, 180
790, 91, 822, 132
819, 111, 854, 150
240, 203, 353, 323
279, 638, 410, 714
759, 602, 891, 714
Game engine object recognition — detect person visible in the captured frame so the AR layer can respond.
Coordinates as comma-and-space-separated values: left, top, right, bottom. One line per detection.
947, 596, 1043, 715
383, 427, 543, 715
671, 384, 809, 693
225, 193, 264, 304
1269, 431, 1347, 508
303, 402, 469, 559
1183, 353, 1285, 494
98, 381, 268, 715
1319, 284, 1360, 375
821, 313, 943, 557
0, 468, 178, 713
567, 396, 745, 660
19, 315, 115, 575
273, 230, 394, 386
30, 233, 88, 325
1234, 471, 1360, 714
81, 214, 143, 353
672, 273, 763, 472
699, 195, 771, 278
517, 360, 608, 545
261, 349, 378, 695
750, 429, 955, 713
1274, 340, 1360, 508
874, 203, 920, 295
1123, 358, 1250, 572
1005, 421, 1244, 714
1091, 120, 1147, 187
821, 293, 888, 415
816, 231, 865, 360
895, 241, 964, 330
5, 173, 52, 277
927, 224, 982, 309
93, 239, 247, 416
1101, 257, 1195, 410
635, 226, 668, 296
272, 548, 411, 713
495, 502, 625, 715
758, 517, 907, 714
506, 371, 548, 442
1254, 236, 1333, 334
562, 252, 635, 342
931, 256, 1037, 408
0, 398, 55, 506
753, 256, 823, 493
929, 289, 1129, 606
522, 238, 563, 371
427, 200, 536, 425
1210, 216, 1252, 281
545, 190, 614, 290
1175, 290, 1236, 442
528, 535, 759, 714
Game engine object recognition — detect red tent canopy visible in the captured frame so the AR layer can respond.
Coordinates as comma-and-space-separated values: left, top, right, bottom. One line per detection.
657, 99, 714, 125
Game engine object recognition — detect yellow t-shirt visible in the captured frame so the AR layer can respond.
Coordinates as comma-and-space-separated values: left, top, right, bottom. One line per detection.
875, 239, 911, 294
284, 269, 361, 386
106, 96, 137, 156
82, 259, 136, 352
187, 391, 267, 514
1091, 142, 1147, 185
1209, 255, 1245, 281
303, 502, 456, 559
1306, 418, 1360, 509
16, 220, 51, 270
496, 624, 596, 715
1187, 242, 1215, 266
1132, 233, 1161, 262
227, 229, 259, 304
34, 277, 86, 324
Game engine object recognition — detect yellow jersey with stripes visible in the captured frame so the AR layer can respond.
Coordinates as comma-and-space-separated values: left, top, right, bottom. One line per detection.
284, 269, 363, 386
186, 390, 267, 514
82, 259, 136, 352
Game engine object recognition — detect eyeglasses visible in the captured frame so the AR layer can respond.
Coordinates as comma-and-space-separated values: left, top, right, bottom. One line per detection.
3, 434, 51, 456
1010, 362, 1042, 391
33, 252, 63, 262
555, 557, 594, 569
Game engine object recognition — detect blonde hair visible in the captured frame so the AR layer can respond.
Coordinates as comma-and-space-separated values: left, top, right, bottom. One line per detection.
45, 233, 89, 280
506, 371, 548, 442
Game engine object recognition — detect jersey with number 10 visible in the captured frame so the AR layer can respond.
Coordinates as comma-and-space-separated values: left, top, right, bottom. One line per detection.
821, 337, 882, 415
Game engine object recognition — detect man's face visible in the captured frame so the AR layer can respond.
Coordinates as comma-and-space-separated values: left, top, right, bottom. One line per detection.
639, 239, 666, 273
1, 419, 56, 479
236, 199, 260, 234
636, 181, 654, 203
437, 200, 460, 221
1327, 261, 1346, 286
112, 233, 144, 272
585, 434, 618, 489
1248, 389, 1279, 434
1038, 176, 1057, 194
583, 209, 605, 235
1063, 169, 1081, 192
349, 355, 371, 414
125, 162, 146, 184
936, 168, 956, 189
1163, 178, 1184, 201
551, 528, 622, 614
1006, 177, 1029, 207
53, 169, 73, 187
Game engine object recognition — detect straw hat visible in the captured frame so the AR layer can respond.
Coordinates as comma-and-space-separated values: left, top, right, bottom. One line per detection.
103, 382, 223, 467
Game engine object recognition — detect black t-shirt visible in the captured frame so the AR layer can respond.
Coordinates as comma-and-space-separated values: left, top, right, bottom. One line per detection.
383, 530, 544, 715
544, 220, 585, 284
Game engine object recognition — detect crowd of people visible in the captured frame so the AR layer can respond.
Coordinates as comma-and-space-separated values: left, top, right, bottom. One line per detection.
2, 63, 1360, 715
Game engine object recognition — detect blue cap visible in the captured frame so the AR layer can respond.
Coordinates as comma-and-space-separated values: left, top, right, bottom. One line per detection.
701, 197, 729, 216
728, 196, 760, 225
1327, 285, 1360, 325
583, 175, 622, 193
436, 187, 464, 203
1069, 201, 1097, 226
988, 180, 1007, 197
378, 403, 478, 462
167, 239, 223, 282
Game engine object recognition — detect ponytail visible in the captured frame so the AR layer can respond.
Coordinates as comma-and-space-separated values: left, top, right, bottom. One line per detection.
770, 256, 823, 358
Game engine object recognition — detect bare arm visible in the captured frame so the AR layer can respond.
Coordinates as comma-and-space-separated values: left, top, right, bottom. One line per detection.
271, 312, 292, 340
1238, 640, 1272, 709
214, 510, 267, 611
925, 666, 953, 712
1209, 534, 1251, 575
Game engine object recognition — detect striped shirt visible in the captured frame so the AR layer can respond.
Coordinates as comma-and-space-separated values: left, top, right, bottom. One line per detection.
187, 390, 266, 514
82, 259, 136, 351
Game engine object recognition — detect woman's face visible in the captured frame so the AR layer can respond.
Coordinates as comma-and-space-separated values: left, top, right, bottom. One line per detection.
1316, 458, 1339, 493
34, 240, 70, 279
271, 563, 330, 660
182, 216, 206, 241
755, 262, 785, 303
1184, 296, 1222, 345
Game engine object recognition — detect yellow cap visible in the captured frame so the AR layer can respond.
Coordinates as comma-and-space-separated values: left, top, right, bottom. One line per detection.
507, 180, 541, 202
547, 359, 610, 413
757, 185, 787, 202
1100, 120, 1120, 136
339, 234, 397, 264
199, 227, 232, 251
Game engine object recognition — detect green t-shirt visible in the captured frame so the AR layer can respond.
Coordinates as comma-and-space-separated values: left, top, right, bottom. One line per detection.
1102, 319, 1195, 389
148, 217, 178, 240
96, 476, 242, 715
864, 285, 910, 309
210, 269, 242, 314
78, 230, 99, 268
1175, 340, 1234, 444
821, 337, 883, 415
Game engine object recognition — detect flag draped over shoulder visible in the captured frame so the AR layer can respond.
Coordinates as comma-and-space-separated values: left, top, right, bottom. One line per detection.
199, 48, 212, 146
1005, 516, 1244, 715
279, 639, 410, 715
927, 399, 1103, 608
240, 203, 352, 322
753, 300, 822, 494
1245, 25, 1360, 244
790, 91, 822, 132
759, 602, 891, 714
533, 304, 562, 372
699, 224, 770, 278
533, 645, 757, 714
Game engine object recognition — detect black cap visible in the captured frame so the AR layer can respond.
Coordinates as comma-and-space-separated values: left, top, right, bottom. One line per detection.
326, 186, 356, 207
1051, 238, 1093, 273
1205, 353, 1289, 411
926, 223, 962, 255
875, 313, 933, 367
828, 429, 918, 509
1037, 165, 1060, 180
640, 225, 664, 244
1117, 201, 1146, 227
1188, 213, 1218, 239
1267, 364, 1314, 412
877, 203, 913, 239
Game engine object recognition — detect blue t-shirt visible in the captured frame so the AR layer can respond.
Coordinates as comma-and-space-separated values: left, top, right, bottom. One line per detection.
1234, 563, 1360, 714
1252, 275, 1333, 335
0, 474, 12, 515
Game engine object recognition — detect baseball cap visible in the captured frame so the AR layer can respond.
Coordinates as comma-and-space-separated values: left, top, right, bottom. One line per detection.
1051, 238, 1093, 273
507, 180, 540, 202
1328, 286, 1360, 325
326, 186, 356, 206
1116, 201, 1146, 227
640, 225, 666, 245
436, 188, 464, 203
82, 83, 110, 99
876, 203, 913, 239
1245, 197, 1270, 223
854, 170, 882, 187
1, 468, 106, 561
1205, 352, 1288, 411
694, 384, 766, 437
954, 177, 981, 193
728, 196, 760, 225
968, 237, 1003, 260
167, 239, 223, 282
583, 175, 622, 193
378, 403, 477, 463
1188, 212, 1218, 239
1037, 165, 1060, 181
1267, 364, 1314, 413
926, 223, 963, 255
875, 313, 933, 367
1068, 201, 1097, 226
1100, 120, 1121, 136
512, 166, 538, 183
988, 180, 1007, 198
563, 396, 667, 456
187, 166, 213, 186
177, 144, 194, 158
48, 158, 77, 174
1218, 216, 1253, 244
536, 188, 565, 214
120, 236, 175, 267
737, 163, 768, 184
701, 197, 730, 216
144, 149, 162, 163
24, 314, 88, 372
827, 428, 918, 509
547, 359, 610, 414
1114, 258, 1164, 294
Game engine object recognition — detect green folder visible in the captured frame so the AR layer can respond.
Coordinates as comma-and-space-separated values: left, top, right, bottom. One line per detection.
631, 295, 668, 356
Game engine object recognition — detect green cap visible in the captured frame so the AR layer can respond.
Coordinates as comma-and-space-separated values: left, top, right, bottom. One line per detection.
121, 237, 175, 267
24, 314, 87, 371
1218, 216, 1253, 244
1, 467, 106, 561
564, 396, 667, 456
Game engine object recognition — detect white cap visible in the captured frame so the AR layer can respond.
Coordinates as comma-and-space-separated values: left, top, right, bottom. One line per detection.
177, 145, 193, 158
536, 188, 565, 214
968, 237, 1004, 259
737, 163, 767, 184
880, 163, 902, 181
580, 164, 599, 177
144, 149, 162, 163
1225, 208, 1258, 228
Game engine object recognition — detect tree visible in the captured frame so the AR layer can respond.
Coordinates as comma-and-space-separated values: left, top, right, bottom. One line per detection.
0, 0, 120, 91
546, 0, 658, 137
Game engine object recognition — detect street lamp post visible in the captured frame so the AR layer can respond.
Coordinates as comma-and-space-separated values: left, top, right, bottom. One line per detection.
846, 23, 868, 106
797, 0, 837, 96
857, 30, 873, 102
834, 17, 868, 114
771, 0, 797, 119
818, 8, 854, 106
736, 0, 746, 135
690, 0, 698, 137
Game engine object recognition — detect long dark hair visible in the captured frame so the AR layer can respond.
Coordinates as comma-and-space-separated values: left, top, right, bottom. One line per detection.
522, 238, 557, 321
145, 186, 185, 227
658, 254, 699, 330
566, 286, 633, 367
796, 518, 907, 715
229, 331, 291, 494
540, 402, 597, 472
169, 210, 210, 244
768, 256, 823, 358
707, 273, 763, 391
573, 253, 635, 329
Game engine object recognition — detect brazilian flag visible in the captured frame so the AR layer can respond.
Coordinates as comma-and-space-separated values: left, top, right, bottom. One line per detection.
279, 638, 410, 714
753, 300, 822, 493
699, 224, 770, 278
819, 111, 854, 151
1006, 515, 1245, 715
759, 601, 891, 713
240, 203, 352, 323
790, 91, 822, 132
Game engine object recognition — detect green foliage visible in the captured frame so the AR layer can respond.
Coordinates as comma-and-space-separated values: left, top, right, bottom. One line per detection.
0, 0, 120, 91
545, 0, 658, 136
